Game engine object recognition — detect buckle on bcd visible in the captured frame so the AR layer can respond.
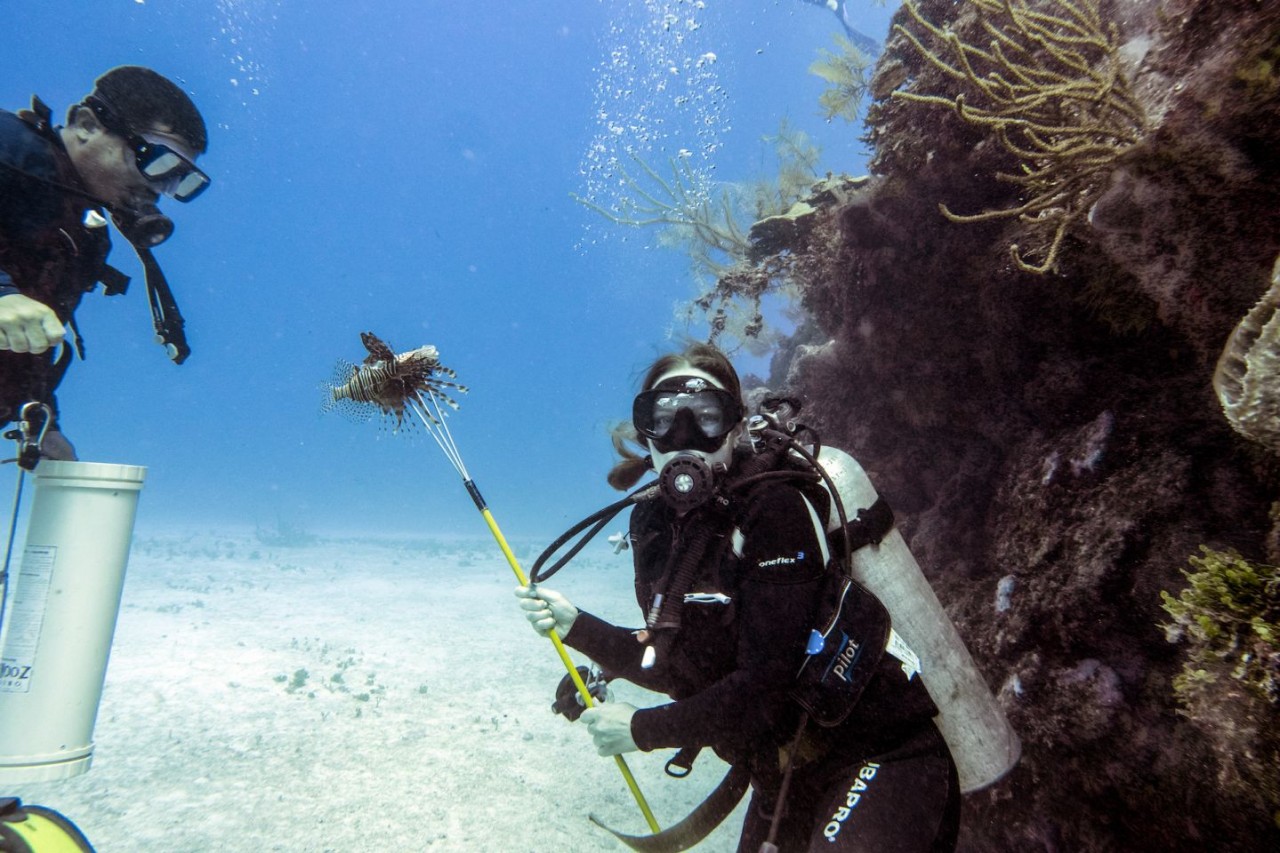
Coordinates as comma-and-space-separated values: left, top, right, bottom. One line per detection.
665, 746, 701, 778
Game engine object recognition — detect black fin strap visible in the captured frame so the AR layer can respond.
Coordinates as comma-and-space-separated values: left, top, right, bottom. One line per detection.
589, 765, 750, 852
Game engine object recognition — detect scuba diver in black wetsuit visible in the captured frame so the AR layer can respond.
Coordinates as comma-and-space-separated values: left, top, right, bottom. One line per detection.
516, 343, 960, 852
0, 66, 209, 458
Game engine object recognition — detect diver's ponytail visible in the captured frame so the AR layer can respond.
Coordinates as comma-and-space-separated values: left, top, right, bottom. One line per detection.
606, 422, 650, 491
608, 457, 650, 491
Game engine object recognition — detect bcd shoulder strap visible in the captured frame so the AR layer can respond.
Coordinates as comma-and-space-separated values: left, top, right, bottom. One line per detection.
836, 496, 894, 552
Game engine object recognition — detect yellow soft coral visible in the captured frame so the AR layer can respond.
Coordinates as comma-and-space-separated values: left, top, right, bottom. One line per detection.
892, 0, 1147, 273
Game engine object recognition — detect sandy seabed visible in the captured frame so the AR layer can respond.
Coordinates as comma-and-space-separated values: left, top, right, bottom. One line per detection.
3, 529, 748, 852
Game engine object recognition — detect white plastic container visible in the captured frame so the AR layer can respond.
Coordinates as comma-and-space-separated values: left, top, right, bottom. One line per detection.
0, 461, 145, 782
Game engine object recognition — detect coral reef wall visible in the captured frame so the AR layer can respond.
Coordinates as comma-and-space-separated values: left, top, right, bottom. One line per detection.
754, 1, 1280, 849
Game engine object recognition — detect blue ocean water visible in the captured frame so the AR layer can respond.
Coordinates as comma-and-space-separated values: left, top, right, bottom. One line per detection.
2, 0, 895, 539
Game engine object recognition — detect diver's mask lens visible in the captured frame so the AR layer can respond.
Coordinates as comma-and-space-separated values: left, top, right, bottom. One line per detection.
633, 387, 742, 445
637, 384, 742, 438
131, 135, 210, 202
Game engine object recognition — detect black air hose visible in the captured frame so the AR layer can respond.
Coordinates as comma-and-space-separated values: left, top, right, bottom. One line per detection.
643, 519, 718, 666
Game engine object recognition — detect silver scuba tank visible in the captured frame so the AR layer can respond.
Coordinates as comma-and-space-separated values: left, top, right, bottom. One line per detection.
814, 446, 1021, 793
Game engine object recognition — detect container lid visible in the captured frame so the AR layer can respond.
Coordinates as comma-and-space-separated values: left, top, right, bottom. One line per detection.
32, 460, 147, 485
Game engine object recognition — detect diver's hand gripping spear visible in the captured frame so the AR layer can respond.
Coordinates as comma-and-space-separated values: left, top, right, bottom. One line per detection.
408, 389, 662, 835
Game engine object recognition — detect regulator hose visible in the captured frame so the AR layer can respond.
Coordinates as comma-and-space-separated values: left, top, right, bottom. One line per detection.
529, 482, 658, 584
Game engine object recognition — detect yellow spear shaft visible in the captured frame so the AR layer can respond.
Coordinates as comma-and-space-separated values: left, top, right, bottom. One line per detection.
463, 479, 661, 834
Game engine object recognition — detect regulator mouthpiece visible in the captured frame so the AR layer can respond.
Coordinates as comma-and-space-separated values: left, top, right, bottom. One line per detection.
657, 452, 717, 514
113, 205, 173, 247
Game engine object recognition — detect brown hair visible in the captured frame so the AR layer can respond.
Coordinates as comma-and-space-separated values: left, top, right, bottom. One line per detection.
606, 342, 743, 490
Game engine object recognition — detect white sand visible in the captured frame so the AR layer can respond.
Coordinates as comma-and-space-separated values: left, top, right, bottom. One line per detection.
3, 529, 748, 851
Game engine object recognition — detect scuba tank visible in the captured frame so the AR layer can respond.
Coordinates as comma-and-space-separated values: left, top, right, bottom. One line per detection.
739, 402, 1019, 793
803, 442, 1021, 793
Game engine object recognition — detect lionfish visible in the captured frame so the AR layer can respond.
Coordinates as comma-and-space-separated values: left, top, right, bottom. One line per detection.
324, 331, 468, 430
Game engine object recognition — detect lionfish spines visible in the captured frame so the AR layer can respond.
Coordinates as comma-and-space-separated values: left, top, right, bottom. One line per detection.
360, 331, 396, 364
324, 332, 467, 432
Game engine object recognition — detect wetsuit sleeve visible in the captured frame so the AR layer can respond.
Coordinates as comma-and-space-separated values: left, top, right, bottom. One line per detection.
629, 487, 828, 752
563, 612, 689, 694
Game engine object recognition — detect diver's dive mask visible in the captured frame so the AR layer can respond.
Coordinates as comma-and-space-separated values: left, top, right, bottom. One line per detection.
85, 93, 209, 249
636, 373, 744, 513
633, 377, 744, 454
85, 95, 210, 202
128, 133, 210, 202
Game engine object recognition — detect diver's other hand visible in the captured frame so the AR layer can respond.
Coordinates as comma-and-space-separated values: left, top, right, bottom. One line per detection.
0, 293, 65, 354
581, 703, 639, 756
514, 585, 578, 639
41, 430, 78, 461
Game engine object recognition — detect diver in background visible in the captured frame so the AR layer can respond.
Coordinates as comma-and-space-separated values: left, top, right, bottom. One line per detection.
801, 0, 882, 56
0, 66, 210, 459
516, 343, 959, 851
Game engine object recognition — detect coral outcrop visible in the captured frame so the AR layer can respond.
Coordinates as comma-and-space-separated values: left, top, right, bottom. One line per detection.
726, 0, 1280, 849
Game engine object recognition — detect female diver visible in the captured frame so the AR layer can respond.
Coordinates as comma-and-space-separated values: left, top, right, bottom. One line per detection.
516, 342, 960, 852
